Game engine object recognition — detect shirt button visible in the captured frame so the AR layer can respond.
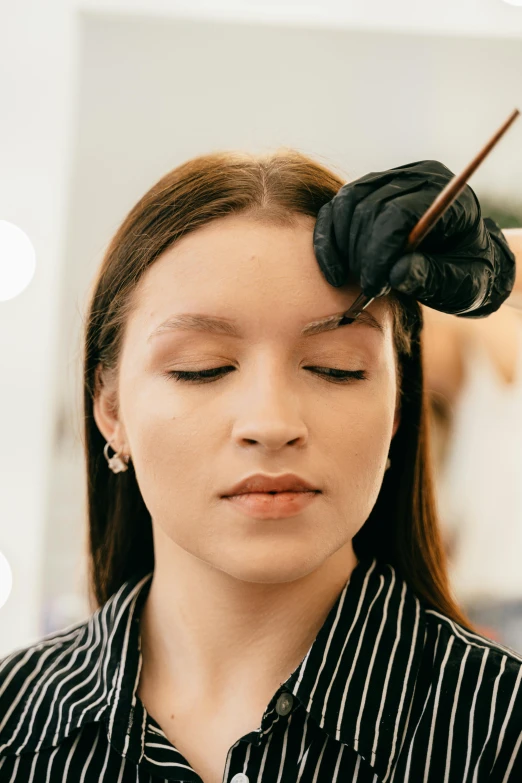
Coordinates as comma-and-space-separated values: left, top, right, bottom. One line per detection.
275, 692, 294, 716
230, 775, 249, 783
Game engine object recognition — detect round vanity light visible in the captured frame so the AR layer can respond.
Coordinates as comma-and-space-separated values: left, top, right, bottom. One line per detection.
0, 220, 36, 302
0, 550, 13, 609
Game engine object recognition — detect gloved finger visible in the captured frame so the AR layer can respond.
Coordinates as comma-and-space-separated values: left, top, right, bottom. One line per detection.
331, 175, 435, 256
388, 252, 434, 295
355, 202, 419, 297
312, 180, 420, 288
389, 251, 494, 314
313, 199, 350, 287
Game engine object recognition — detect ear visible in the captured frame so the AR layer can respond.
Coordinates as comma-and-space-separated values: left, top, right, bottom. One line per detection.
92, 364, 127, 450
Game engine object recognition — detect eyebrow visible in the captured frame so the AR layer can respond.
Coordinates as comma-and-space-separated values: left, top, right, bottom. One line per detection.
147, 309, 383, 342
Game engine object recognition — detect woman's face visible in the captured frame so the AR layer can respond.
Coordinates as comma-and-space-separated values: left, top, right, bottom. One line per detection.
94, 213, 400, 583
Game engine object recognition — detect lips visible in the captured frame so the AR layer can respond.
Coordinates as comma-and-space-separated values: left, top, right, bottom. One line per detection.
224, 489, 319, 519
222, 472, 320, 497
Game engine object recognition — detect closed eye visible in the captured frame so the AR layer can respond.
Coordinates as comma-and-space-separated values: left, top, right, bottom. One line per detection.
166, 367, 367, 384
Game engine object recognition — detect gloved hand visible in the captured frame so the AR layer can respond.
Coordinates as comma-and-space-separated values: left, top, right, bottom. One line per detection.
313, 160, 516, 317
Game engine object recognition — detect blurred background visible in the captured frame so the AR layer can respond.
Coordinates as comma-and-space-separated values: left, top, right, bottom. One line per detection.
2, 0, 522, 658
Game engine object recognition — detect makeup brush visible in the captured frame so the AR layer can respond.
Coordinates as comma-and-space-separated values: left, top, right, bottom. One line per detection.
310, 107, 520, 333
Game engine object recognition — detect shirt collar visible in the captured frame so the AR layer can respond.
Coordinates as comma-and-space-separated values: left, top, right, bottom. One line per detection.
1, 558, 425, 778
284, 558, 425, 779
0, 572, 152, 760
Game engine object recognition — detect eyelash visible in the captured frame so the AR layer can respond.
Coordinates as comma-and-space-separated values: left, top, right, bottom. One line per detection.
166, 366, 367, 385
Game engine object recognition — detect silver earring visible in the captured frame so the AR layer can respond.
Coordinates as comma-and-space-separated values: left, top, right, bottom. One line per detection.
385, 456, 391, 471
104, 440, 130, 473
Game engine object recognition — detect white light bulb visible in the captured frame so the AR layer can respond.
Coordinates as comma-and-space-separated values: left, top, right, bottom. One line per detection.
0, 550, 13, 610
0, 220, 36, 302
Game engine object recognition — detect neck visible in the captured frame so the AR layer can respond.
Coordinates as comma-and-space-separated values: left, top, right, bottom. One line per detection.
138, 525, 357, 708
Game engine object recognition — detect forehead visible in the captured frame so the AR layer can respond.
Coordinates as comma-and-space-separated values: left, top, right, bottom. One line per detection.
145, 213, 322, 283
128, 214, 391, 342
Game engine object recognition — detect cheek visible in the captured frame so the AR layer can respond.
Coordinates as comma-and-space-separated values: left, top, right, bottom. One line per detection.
323, 369, 397, 505
119, 381, 209, 523
330, 397, 393, 468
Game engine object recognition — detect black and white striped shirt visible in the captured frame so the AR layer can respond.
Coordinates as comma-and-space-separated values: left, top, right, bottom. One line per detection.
1, 557, 521, 782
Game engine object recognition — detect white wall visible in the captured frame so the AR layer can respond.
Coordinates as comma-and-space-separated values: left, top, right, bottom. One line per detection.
82, 0, 522, 39
0, 1, 79, 656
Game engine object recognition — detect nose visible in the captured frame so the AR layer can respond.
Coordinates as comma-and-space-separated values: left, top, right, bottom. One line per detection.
231, 384, 309, 452
234, 421, 308, 451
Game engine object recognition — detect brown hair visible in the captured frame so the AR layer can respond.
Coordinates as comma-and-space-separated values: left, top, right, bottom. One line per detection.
83, 147, 469, 627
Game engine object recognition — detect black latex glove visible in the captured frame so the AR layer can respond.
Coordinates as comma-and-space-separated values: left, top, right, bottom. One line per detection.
313, 160, 516, 317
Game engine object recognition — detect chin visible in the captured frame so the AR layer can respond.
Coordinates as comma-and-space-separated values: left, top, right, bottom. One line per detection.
212, 547, 335, 585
